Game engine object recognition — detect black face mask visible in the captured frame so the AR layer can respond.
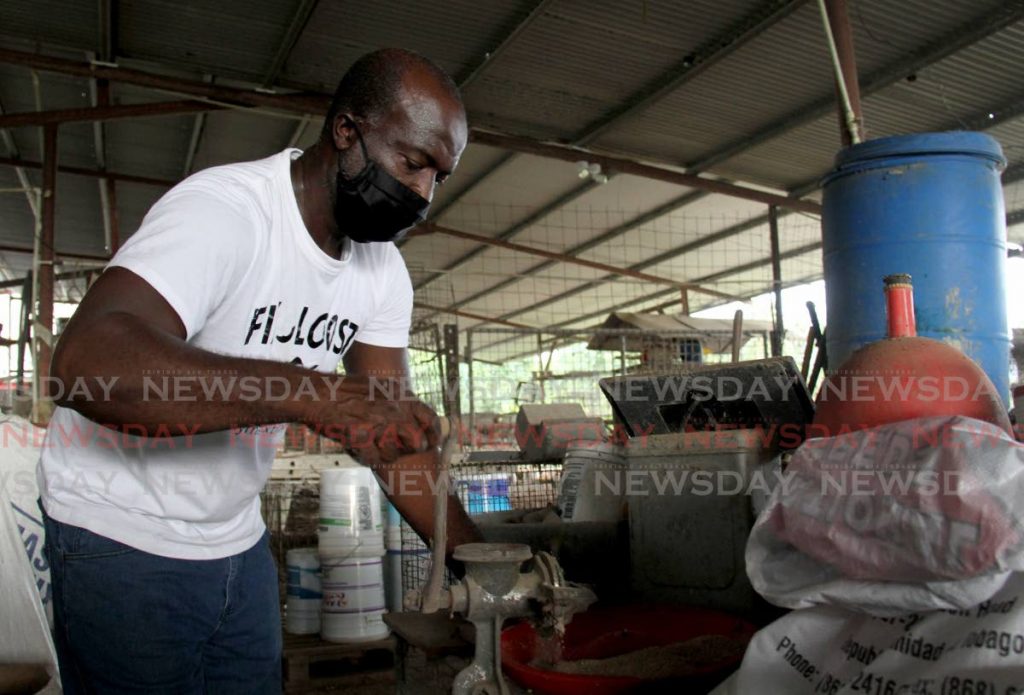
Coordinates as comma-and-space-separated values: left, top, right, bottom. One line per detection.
333, 119, 430, 244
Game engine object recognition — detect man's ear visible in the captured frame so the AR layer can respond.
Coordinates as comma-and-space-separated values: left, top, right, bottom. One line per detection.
331, 113, 358, 151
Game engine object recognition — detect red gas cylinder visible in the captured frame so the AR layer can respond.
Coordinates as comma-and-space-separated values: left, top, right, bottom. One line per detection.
813, 274, 1011, 436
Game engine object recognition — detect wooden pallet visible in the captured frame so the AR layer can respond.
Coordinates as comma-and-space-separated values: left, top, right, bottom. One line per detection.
281, 632, 397, 693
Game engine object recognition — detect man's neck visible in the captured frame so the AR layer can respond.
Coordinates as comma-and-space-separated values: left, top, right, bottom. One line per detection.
291, 143, 346, 259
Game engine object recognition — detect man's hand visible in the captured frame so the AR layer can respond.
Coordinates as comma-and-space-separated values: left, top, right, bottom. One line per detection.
305, 377, 440, 464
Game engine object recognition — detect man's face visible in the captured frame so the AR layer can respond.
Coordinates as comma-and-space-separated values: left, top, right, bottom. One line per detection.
336, 72, 468, 204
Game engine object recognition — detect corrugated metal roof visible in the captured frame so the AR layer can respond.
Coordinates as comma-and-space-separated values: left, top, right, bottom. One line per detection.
120, 0, 306, 83
0, 0, 1021, 348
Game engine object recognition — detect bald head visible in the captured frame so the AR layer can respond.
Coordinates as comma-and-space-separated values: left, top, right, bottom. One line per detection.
322, 48, 464, 137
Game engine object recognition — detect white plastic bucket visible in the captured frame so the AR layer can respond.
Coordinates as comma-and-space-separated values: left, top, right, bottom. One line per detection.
557, 443, 627, 522
285, 548, 321, 635
319, 467, 384, 558
320, 557, 390, 643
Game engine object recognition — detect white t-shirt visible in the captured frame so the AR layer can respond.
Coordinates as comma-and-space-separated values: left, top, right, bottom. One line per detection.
38, 148, 413, 560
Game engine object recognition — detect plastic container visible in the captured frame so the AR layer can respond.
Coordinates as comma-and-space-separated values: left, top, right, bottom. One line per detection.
502, 604, 756, 695
320, 557, 390, 643
319, 467, 384, 558
284, 548, 321, 635
557, 444, 627, 523
821, 132, 1011, 404
458, 473, 513, 515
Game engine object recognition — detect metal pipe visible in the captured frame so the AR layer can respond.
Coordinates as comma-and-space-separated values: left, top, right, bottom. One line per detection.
768, 205, 784, 356
818, 0, 864, 145
36, 126, 58, 419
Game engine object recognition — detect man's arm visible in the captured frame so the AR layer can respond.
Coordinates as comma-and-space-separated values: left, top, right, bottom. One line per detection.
50, 268, 434, 456
342, 341, 483, 565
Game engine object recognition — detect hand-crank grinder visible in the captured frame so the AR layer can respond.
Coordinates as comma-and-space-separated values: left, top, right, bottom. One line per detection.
404, 418, 596, 695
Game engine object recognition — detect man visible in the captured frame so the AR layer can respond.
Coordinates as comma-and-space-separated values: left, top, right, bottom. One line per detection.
39, 48, 481, 694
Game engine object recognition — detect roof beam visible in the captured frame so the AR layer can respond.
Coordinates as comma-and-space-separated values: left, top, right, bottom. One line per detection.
519, 173, 1024, 336
262, 0, 319, 88
474, 241, 823, 361
0, 100, 225, 129
687, 2, 1024, 173
417, 223, 741, 302
467, 137, 1024, 348
575, 0, 809, 147
435, 190, 707, 313
458, 0, 555, 91
431, 0, 806, 231
0, 243, 109, 262
413, 301, 532, 329
414, 177, 603, 291
487, 208, 792, 324
0, 155, 177, 188
427, 152, 515, 221
426, 2, 1022, 321
0, 47, 823, 210
0, 47, 328, 114
471, 129, 821, 213
0, 268, 99, 290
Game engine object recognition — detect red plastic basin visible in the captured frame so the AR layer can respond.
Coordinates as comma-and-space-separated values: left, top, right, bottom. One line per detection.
502, 604, 756, 695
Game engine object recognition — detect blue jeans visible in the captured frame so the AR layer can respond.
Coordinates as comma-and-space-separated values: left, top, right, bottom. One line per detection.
43, 511, 281, 694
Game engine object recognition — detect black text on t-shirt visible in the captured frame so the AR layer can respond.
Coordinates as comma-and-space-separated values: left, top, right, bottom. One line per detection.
244, 303, 359, 355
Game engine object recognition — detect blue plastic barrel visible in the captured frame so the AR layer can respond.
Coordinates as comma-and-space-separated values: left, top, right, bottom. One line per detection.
821, 132, 1010, 404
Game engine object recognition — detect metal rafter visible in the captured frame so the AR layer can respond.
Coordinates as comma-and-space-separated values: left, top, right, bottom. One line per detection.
487, 240, 824, 360
429, 0, 807, 231
0, 48, 823, 210
0, 47, 329, 114
0, 242, 109, 261
414, 177, 603, 291
687, 2, 1024, 173
413, 301, 532, 329
437, 189, 707, 313
465, 81, 1024, 334
575, 0, 809, 147
0, 100, 224, 129
416, 0, 810, 300
470, 130, 821, 212
488, 161, 1024, 344
422, 0, 556, 218
0, 155, 176, 187
262, 0, 320, 88
488, 208, 786, 325
426, 152, 515, 222
457, 0, 556, 91
419, 222, 741, 301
